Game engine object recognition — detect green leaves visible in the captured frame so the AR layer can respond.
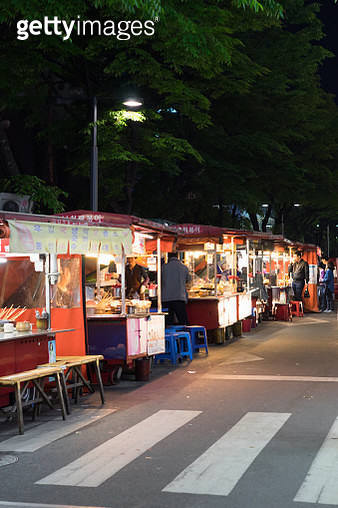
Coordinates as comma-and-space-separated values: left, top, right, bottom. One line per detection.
0, 176, 68, 213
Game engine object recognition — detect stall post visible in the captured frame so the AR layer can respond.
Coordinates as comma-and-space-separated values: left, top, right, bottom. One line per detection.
283, 252, 286, 284
214, 243, 218, 297
231, 237, 235, 292
157, 236, 162, 313
121, 246, 126, 315
246, 238, 250, 291
45, 254, 51, 328
96, 256, 101, 296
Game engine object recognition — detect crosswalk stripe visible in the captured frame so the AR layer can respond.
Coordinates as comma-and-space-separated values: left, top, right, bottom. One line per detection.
294, 416, 338, 505
163, 412, 291, 496
36, 409, 201, 487
0, 502, 108, 508
0, 409, 115, 453
204, 374, 338, 383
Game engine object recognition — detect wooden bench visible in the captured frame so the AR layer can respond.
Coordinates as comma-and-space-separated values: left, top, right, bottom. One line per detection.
0, 366, 67, 435
39, 355, 105, 411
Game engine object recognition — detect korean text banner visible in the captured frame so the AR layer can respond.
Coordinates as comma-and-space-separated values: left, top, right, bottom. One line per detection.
8, 220, 133, 255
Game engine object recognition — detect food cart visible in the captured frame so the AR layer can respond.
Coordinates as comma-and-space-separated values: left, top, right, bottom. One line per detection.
58, 211, 176, 383
246, 234, 320, 315
0, 212, 99, 407
173, 224, 252, 342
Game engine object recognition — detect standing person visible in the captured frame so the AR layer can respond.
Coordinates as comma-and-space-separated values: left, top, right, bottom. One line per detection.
323, 261, 335, 313
161, 252, 191, 325
317, 259, 327, 312
288, 250, 309, 301
125, 257, 149, 299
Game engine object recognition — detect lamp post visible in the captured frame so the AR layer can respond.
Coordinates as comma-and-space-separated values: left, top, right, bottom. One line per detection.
90, 95, 143, 212
90, 96, 98, 212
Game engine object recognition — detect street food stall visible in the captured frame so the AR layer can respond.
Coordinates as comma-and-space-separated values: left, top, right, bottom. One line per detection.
0, 212, 95, 407
246, 234, 320, 315
59, 211, 176, 383
174, 224, 252, 341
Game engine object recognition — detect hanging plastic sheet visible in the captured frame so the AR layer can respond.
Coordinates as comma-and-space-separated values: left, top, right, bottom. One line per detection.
8, 220, 133, 256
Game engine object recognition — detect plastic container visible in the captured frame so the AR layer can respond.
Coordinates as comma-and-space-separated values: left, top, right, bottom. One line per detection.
242, 318, 252, 333
232, 321, 242, 337
36, 318, 48, 330
135, 358, 151, 381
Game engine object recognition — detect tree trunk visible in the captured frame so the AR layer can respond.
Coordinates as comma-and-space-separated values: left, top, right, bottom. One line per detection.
47, 104, 54, 185
0, 120, 19, 176
261, 204, 272, 232
249, 212, 260, 231
231, 205, 237, 227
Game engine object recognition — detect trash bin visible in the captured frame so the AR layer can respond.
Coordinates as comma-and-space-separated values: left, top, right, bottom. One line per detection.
135, 358, 151, 381
232, 321, 242, 337
242, 318, 252, 333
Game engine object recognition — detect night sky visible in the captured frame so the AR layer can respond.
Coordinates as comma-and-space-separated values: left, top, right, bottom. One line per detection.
319, 2, 338, 97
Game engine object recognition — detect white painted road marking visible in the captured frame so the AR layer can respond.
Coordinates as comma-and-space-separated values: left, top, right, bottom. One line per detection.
219, 353, 264, 366
294, 416, 338, 505
0, 409, 115, 453
163, 412, 291, 496
204, 374, 338, 383
36, 409, 201, 487
0, 503, 108, 508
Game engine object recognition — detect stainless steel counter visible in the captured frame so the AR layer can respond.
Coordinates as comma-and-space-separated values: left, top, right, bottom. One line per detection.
0, 328, 75, 344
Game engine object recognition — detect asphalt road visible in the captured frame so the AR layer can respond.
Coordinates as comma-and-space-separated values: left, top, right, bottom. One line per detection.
0, 312, 337, 508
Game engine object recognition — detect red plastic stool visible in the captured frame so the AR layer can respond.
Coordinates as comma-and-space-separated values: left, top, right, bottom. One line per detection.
291, 301, 304, 317
274, 303, 292, 322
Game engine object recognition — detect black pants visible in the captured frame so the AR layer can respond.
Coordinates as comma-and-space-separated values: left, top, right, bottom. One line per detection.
163, 301, 189, 326
292, 280, 305, 301
318, 284, 326, 311
325, 288, 334, 311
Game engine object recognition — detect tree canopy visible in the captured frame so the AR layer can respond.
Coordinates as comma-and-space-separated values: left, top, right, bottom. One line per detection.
0, 0, 337, 251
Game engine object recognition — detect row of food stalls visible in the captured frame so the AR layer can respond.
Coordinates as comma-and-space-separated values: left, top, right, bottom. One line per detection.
173, 224, 319, 336
0, 210, 320, 405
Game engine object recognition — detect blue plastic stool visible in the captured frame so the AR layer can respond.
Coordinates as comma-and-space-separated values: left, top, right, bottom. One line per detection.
175, 331, 193, 362
166, 325, 186, 333
154, 332, 181, 365
185, 326, 208, 355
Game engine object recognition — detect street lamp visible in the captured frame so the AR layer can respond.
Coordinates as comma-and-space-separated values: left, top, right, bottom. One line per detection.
90, 95, 143, 211
122, 99, 143, 108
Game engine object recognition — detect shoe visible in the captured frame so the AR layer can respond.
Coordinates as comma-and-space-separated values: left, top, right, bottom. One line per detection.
323, 309, 330, 312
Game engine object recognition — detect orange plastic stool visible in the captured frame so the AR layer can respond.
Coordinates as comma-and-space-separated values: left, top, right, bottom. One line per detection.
291, 300, 304, 317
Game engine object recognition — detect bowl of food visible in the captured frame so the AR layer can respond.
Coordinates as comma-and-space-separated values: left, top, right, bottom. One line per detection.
16, 321, 31, 332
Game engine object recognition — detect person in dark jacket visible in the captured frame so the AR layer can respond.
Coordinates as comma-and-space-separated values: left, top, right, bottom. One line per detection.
125, 257, 149, 299
161, 252, 191, 325
317, 259, 327, 312
323, 261, 335, 312
288, 251, 309, 301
